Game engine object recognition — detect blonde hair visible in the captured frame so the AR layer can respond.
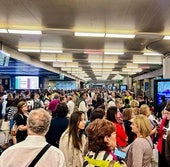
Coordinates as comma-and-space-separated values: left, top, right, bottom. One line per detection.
115, 98, 123, 105
139, 104, 150, 116
132, 107, 140, 116
133, 114, 152, 138
130, 100, 139, 108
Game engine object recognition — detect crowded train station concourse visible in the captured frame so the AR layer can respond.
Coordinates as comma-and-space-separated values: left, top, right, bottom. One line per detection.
0, 0, 170, 167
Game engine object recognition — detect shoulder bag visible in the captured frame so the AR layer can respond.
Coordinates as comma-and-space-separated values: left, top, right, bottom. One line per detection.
28, 144, 51, 167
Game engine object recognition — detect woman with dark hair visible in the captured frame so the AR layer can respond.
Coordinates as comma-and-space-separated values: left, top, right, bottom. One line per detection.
106, 106, 128, 147
123, 108, 136, 144
94, 93, 104, 109
84, 119, 126, 167
46, 102, 69, 147
59, 111, 86, 167
14, 101, 29, 143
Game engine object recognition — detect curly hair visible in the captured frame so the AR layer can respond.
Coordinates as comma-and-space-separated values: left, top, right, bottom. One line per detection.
86, 119, 115, 152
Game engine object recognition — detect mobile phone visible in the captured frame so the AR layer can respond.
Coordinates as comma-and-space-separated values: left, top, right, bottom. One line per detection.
114, 149, 126, 159
114, 149, 126, 164
153, 120, 160, 128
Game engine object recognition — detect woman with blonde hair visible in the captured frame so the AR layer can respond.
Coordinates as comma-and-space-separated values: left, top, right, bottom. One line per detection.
130, 100, 139, 108
126, 114, 153, 167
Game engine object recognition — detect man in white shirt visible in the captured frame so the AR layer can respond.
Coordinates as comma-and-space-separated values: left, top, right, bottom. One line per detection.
0, 108, 65, 167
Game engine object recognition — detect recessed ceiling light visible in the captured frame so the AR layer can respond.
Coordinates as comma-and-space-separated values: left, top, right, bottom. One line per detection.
8, 29, 42, 35
74, 32, 105, 37
105, 33, 135, 38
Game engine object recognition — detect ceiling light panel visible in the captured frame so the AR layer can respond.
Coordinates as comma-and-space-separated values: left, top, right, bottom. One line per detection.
143, 52, 162, 56
53, 62, 65, 67
53, 62, 78, 67
40, 54, 56, 62
61, 67, 82, 72
126, 63, 138, 68
88, 55, 103, 63
103, 64, 115, 68
74, 32, 105, 37
122, 68, 142, 72
105, 33, 135, 38
18, 48, 41, 52
0, 29, 8, 33
41, 50, 63, 53
56, 54, 73, 62
8, 29, 42, 35
163, 36, 170, 40
133, 55, 162, 64
104, 51, 124, 55
92, 68, 112, 72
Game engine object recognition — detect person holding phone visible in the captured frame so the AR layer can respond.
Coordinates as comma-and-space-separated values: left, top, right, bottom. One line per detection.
84, 119, 127, 167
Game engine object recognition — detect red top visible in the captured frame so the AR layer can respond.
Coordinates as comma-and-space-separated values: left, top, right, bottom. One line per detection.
113, 122, 128, 147
157, 117, 167, 154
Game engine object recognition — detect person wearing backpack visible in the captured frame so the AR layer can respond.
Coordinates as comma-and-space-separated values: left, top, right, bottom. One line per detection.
31, 92, 44, 110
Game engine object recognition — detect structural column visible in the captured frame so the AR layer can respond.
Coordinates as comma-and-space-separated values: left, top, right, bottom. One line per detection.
163, 56, 170, 78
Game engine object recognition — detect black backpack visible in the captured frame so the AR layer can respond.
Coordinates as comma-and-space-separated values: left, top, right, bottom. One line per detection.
33, 99, 41, 109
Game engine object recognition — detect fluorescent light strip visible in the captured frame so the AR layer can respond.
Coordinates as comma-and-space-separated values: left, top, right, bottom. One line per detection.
163, 36, 170, 40
18, 49, 63, 53
143, 52, 162, 56
8, 29, 42, 35
104, 51, 124, 55
74, 32, 105, 37
18, 49, 41, 52
0, 29, 8, 33
133, 61, 162, 64
105, 33, 135, 38
41, 50, 63, 53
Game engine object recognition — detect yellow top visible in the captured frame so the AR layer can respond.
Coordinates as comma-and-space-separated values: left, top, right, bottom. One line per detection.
84, 156, 122, 167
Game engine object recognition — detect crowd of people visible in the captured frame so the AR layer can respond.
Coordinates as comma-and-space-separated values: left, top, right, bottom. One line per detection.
0, 88, 169, 167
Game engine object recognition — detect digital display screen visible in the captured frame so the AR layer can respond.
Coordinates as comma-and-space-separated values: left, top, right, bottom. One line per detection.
120, 85, 127, 92
56, 81, 77, 90
15, 76, 39, 89
154, 79, 170, 113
